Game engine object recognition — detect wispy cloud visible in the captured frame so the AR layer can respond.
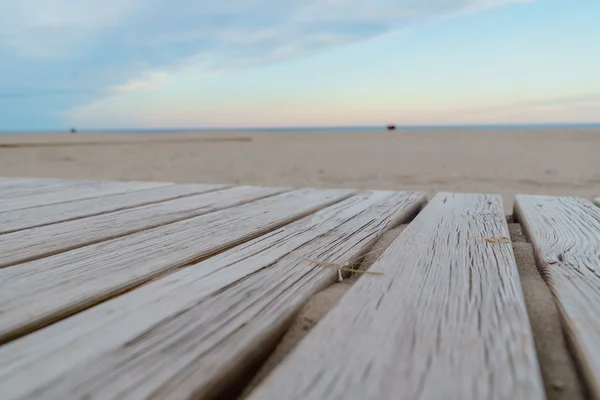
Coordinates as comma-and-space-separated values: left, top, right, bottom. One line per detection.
105, 72, 170, 93
0, 0, 142, 58
0, 0, 528, 127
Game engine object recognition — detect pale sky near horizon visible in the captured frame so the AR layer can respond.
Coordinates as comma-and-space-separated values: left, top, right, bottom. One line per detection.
1, 0, 599, 130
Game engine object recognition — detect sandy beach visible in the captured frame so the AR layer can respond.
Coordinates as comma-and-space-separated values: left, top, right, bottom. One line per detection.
1, 128, 599, 213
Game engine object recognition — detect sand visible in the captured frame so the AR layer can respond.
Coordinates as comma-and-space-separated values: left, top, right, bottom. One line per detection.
241, 225, 408, 398
1, 128, 599, 213
509, 224, 585, 399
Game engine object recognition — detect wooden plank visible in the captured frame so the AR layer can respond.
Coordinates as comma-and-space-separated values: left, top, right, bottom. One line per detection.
514, 195, 600, 398
0, 177, 66, 191
0, 188, 352, 343
0, 179, 104, 199
0, 190, 425, 399
248, 193, 545, 400
0, 183, 227, 234
0, 180, 167, 212
0, 178, 166, 199
0, 177, 75, 186
0, 186, 285, 267
594, 197, 600, 207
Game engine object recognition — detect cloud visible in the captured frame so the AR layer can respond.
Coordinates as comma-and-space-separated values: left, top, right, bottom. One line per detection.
0, 0, 528, 126
105, 72, 170, 93
0, 0, 142, 58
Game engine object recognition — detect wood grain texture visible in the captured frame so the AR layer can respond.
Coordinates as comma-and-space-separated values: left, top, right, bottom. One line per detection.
0, 177, 92, 189
514, 195, 600, 398
0, 178, 166, 199
0, 183, 227, 234
0, 190, 425, 400
0, 179, 167, 212
0, 188, 352, 344
249, 193, 545, 400
0, 186, 285, 267
0, 178, 68, 193
0, 180, 116, 200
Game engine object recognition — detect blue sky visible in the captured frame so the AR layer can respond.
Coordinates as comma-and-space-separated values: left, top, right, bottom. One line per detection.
1, 0, 599, 130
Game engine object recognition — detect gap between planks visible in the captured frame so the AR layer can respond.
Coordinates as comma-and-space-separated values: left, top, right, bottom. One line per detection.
508, 223, 585, 400
238, 224, 413, 400
514, 195, 600, 399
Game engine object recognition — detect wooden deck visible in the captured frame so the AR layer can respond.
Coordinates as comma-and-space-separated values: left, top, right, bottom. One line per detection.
0, 177, 599, 399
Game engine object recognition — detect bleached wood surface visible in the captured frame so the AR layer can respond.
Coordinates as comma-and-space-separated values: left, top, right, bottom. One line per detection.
515, 195, 600, 398
0, 185, 285, 267
0, 183, 226, 234
0, 179, 166, 212
249, 193, 545, 400
0, 178, 166, 199
0, 178, 105, 195
0, 178, 70, 194
0, 190, 425, 399
0, 188, 351, 343
594, 197, 600, 207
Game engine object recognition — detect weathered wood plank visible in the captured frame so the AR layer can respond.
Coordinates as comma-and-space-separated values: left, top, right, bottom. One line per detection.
594, 197, 600, 207
0, 178, 66, 192
248, 193, 545, 400
0, 177, 80, 188
0, 190, 425, 399
0, 179, 167, 212
0, 186, 285, 267
0, 178, 166, 199
0, 183, 227, 234
514, 195, 600, 398
0, 188, 351, 343
0, 180, 108, 200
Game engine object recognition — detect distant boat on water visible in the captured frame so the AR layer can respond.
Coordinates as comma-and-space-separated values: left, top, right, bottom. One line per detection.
387, 124, 396, 131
